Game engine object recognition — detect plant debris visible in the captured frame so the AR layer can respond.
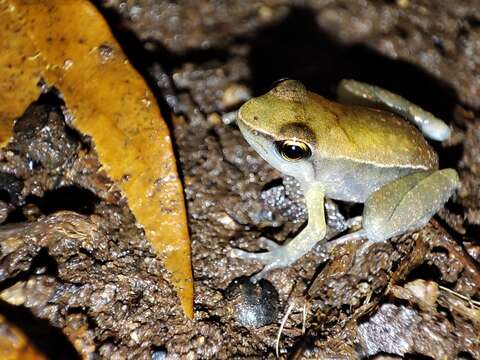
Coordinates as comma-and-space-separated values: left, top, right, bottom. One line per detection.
0, 0, 193, 318
0, 0, 479, 358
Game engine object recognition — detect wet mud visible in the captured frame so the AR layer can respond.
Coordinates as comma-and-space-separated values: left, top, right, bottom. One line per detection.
1, 1, 479, 359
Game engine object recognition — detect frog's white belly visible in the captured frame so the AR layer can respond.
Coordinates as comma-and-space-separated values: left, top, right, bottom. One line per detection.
313, 157, 421, 203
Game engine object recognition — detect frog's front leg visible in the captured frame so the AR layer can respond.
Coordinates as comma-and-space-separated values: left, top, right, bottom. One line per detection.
231, 185, 326, 282
329, 169, 459, 252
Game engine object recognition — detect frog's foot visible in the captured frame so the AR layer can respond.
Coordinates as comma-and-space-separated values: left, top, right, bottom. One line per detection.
231, 239, 294, 282
233, 186, 327, 282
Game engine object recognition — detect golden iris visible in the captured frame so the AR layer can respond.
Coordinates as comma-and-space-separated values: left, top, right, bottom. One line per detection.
277, 140, 311, 161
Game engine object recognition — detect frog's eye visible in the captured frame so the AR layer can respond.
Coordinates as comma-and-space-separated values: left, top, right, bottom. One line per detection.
277, 140, 311, 161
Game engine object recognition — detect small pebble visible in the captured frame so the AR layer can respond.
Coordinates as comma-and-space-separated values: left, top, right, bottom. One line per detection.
222, 84, 251, 108
258, 5, 273, 20
0, 172, 23, 206
225, 277, 279, 327
22, 203, 42, 221
207, 113, 222, 126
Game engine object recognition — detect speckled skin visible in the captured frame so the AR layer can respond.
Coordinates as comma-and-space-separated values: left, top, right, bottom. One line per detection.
232, 80, 459, 281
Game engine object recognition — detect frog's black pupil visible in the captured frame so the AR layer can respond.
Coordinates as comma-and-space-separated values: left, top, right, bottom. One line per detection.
277, 140, 310, 160
285, 145, 303, 159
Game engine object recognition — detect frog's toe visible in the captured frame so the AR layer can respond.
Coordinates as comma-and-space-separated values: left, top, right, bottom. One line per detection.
230, 248, 281, 282
230, 238, 280, 260
250, 264, 277, 283
230, 249, 278, 265
231, 248, 272, 262
257, 237, 280, 251
231, 246, 292, 268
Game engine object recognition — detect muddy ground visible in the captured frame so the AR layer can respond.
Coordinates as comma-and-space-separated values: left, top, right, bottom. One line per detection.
1, 0, 480, 359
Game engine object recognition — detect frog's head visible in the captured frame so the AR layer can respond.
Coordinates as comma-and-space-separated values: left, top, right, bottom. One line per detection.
237, 79, 317, 184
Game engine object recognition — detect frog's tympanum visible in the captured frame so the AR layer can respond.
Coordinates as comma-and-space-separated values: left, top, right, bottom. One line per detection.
232, 79, 459, 281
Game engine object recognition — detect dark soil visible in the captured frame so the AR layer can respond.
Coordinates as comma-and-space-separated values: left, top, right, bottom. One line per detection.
1, 1, 480, 359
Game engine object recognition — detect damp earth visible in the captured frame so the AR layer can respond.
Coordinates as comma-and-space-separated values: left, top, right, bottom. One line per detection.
1, 1, 479, 359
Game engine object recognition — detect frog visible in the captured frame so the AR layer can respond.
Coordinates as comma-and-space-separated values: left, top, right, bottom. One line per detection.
231, 79, 459, 282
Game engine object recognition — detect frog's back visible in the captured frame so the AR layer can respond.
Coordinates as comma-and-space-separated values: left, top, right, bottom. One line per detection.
307, 92, 438, 170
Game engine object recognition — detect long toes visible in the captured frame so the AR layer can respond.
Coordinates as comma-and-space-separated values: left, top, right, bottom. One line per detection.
231, 248, 255, 259
257, 237, 280, 251
251, 264, 276, 283
230, 248, 270, 262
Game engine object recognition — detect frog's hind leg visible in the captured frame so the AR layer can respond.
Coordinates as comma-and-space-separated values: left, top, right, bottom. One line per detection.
327, 169, 459, 255
362, 169, 459, 244
337, 79, 451, 141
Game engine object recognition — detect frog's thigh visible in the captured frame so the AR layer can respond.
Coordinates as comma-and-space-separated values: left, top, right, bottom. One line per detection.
363, 169, 459, 243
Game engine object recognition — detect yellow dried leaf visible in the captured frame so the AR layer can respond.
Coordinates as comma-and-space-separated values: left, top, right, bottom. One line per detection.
0, 0, 193, 318
0, 314, 46, 360
0, 1, 42, 146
